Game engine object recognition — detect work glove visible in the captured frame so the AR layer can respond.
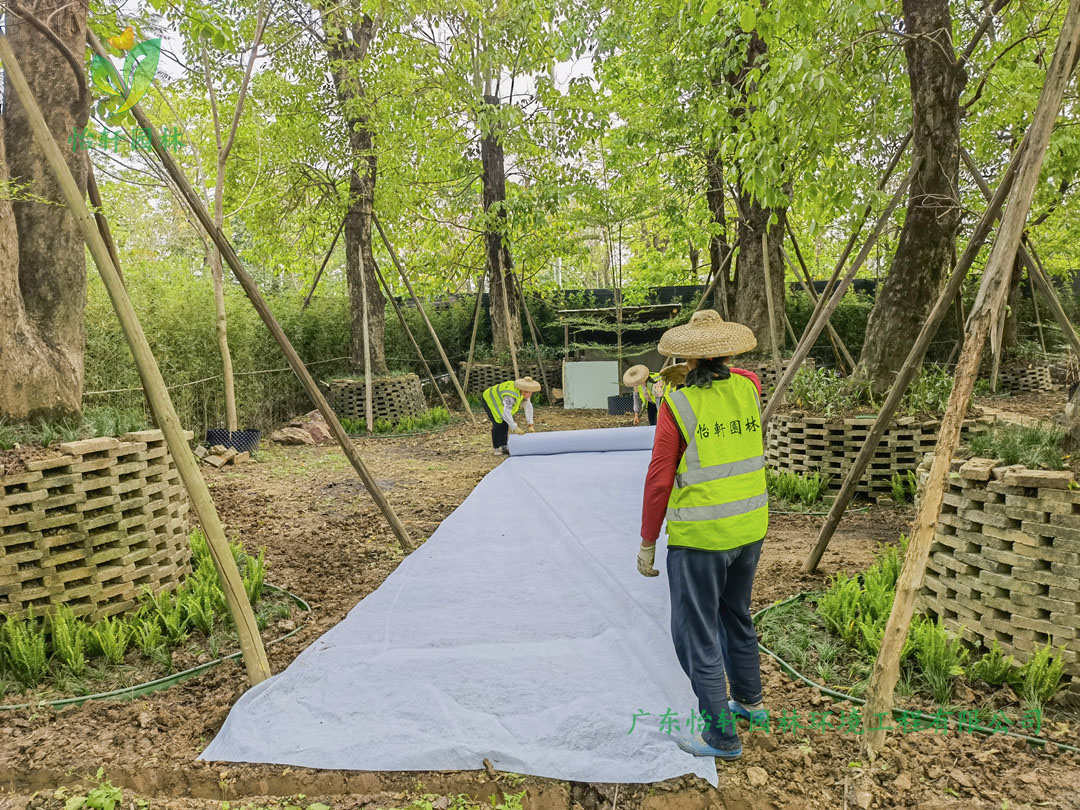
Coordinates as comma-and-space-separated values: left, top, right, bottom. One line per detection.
632, 413, 640, 426
652, 381, 666, 400
526, 424, 535, 432
637, 542, 659, 577
511, 426, 525, 435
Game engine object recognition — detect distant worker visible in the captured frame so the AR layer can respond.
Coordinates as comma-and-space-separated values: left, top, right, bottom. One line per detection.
481, 376, 541, 456
636, 309, 767, 761
623, 364, 670, 426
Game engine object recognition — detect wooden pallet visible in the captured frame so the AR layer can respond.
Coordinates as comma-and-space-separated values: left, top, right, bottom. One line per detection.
996, 365, 1055, 393
917, 456, 1080, 675
0, 430, 192, 621
459, 363, 545, 396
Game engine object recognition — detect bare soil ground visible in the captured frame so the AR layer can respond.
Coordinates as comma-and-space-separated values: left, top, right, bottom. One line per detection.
2, 408, 1078, 810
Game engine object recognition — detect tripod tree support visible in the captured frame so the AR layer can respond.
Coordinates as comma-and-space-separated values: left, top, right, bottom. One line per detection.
761, 166, 915, 425
302, 216, 345, 309
862, 3, 1080, 754
514, 264, 553, 397
0, 34, 272, 685
804, 131, 1030, 575
463, 267, 486, 392
785, 227, 855, 372
86, 31, 414, 554
373, 259, 452, 412
371, 214, 476, 423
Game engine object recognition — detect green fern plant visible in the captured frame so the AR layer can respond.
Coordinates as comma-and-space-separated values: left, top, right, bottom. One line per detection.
911, 617, 968, 704
817, 573, 863, 643
132, 616, 165, 657
1016, 643, 1067, 710
968, 641, 1020, 687
89, 617, 132, 665
242, 548, 266, 605
48, 605, 88, 676
1, 615, 48, 687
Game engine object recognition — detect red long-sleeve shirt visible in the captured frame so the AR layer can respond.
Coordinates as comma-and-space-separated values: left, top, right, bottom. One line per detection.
640, 368, 761, 545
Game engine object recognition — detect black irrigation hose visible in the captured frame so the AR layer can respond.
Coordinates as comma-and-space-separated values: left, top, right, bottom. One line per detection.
0, 584, 311, 712
752, 593, 1080, 754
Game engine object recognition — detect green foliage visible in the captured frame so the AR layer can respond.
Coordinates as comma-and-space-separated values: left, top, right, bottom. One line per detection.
910, 617, 969, 705
1016, 643, 1067, 710
89, 617, 132, 665
341, 407, 454, 436
967, 424, 1067, 470
59, 768, 123, 810
242, 548, 266, 605
890, 470, 919, 504
0, 615, 48, 687
787, 365, 957, 418
765, 469, 829, 508
48, 606, 88, 676
968, 641, 1020, 688
0, 406, 148, 450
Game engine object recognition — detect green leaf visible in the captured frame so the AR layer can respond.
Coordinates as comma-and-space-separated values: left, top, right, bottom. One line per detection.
700, 0, 721, 22
117, 37, 161, 113
65, 797, 87, 810
738, 6, 756, 32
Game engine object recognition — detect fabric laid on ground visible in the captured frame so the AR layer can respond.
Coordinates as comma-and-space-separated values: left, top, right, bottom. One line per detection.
200, 426, 717, 785
508, 424, 658, 456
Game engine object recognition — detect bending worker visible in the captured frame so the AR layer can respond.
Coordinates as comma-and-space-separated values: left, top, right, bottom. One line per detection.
481, 376, 541, 455
637, 309, 767, 761
623, 364, 670, 426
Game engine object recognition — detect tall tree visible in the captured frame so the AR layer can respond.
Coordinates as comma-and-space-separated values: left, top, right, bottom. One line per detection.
0, 0, 90, 420
323, 6, 388, 374
856, 0, 966, 392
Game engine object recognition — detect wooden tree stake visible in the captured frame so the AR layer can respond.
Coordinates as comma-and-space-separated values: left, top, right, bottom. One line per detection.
0, 34, 271, 685
360, 250, 374, 434
373, 258, 451, 411
862, 3, 1080, 755
761, 232, 783, 374
761, 166, 915, 426
302, 216, 345, 309
804, 131, 1032, 574
87, 31, 414, 554
371, 213, 476, 421
514, 263, 553, 397
785, 227, 856, 372
463, 267, 486, 392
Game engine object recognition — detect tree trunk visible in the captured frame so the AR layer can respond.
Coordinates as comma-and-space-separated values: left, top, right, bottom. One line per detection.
734, 191, 786, 350
480, 95, 522, 358
1002, 253, 1023, 355
856, 0, 965, 393
705, 150, 733, 317
325, 11, 387, 375
0, 0, 90, 421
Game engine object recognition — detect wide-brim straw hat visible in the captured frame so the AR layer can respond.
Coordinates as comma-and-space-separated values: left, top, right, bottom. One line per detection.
623, 364, 650, 387
515, 376, 542, 392
658, 310, 757, 358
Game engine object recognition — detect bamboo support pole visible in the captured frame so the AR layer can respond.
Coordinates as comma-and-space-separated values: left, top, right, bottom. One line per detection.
86, 32, 414, 554
373, 259, 451, 411
462, 268, 486, 393
785, 227, 856, 371
514, 264, 552, 397
86, 163, 124, 283
804, 131, 1031, 575
371, 213, 476, 422
761, 232, 783, 374
760, 166, 915, 426
498, 253, 520, 380
691, 246, 735, 312
862, 4, 1080, 755
360, 255, 374, 433
1031, 269, 1047, 353
961, 147, 1080, 357
302, 216, 345, 309
0, 34, 271, 685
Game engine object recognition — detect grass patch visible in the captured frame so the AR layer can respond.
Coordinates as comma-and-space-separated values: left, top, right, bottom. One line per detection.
786, 365, 958, 418
0, 406, 149, 451
766, 469, 830, 510
967, 423, 1067, 470
0, 529, 296, 700
340, 406, 453, 436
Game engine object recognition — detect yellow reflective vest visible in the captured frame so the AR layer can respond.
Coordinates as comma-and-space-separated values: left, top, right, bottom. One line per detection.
483, 380, 522, 425
637, 372, 671, 406
663, 375, 768, 551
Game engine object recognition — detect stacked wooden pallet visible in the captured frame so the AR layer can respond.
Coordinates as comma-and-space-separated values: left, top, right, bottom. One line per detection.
325, 374, 426, 422
459, 362, 544, 396
0, 430, 192, 621
918, 456, 1080, 675
997, 365, 1055, 393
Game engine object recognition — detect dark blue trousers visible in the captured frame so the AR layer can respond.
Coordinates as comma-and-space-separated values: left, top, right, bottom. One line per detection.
666, 540, 764, 749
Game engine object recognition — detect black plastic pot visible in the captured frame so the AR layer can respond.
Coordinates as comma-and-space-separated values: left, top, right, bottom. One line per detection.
205, 428, 261, 453
607, 393, 633, 416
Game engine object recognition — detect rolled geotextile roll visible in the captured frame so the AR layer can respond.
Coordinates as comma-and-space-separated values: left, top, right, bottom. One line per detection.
508, 426, 656, 457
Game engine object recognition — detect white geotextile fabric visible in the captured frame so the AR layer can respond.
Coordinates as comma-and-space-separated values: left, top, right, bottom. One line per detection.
200, 426, 717, 785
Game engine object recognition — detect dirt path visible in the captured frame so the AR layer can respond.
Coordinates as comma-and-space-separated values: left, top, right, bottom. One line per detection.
2, 408, 1077, 809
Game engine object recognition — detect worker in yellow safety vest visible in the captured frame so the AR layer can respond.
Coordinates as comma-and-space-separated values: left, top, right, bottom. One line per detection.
623, 364, 671, 426
481, 376, 541, 455
636, 309, 767, 761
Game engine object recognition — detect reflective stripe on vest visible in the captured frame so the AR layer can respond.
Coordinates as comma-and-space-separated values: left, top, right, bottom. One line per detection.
638, 372, 670, 406
663, 375, 768, 551
483, 380, 522, 425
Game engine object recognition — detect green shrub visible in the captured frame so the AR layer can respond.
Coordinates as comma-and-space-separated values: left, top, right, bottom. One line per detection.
48, 605, 88, 676
786, 365, 957, 418
242, 548, 266, 605
1016, 643, 1067, 710
817, 572, 863, 644
967, 424, 1066, 470
968, 641, 1019, 687
890, 470, 919, 503
1, 616, 48, 687
132, 616, 166, 659
911, 617, 968, 704
766, 469, 830, 507
89, 617, 132, 665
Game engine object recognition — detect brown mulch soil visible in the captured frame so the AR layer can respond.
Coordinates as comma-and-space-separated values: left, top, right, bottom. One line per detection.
974, 389, 1068, 425
2, 407, 1078, 810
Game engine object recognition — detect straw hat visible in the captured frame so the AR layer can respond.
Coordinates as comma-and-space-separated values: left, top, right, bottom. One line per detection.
658, 362, 690, 386
515, 376, 541, 392
623, 364, 650, 387
658, 310, 757, 358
